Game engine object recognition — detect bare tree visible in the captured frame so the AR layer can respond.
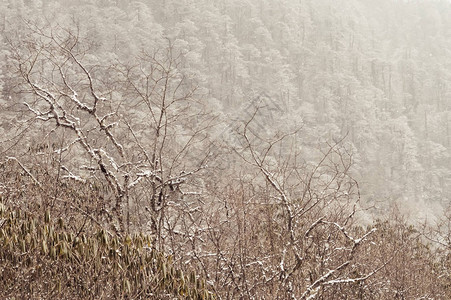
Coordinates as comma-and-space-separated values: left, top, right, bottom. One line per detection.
163, 109, 388, 299
6, 22, 214, 244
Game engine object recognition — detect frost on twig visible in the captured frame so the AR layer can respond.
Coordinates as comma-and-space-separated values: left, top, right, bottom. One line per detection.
61, 165, 86, 183
6, 157, 42, 188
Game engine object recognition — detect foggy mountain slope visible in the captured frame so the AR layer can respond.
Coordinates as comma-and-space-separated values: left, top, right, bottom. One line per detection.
1, 0, 450, 217
144, 0, 450, 219
153, 0, 451, 219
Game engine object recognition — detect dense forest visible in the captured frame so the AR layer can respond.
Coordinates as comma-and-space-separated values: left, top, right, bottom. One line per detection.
0, 0, 450, 299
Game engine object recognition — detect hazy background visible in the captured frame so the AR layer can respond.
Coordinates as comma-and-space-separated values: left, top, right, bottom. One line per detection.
0, 0, 450, 222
